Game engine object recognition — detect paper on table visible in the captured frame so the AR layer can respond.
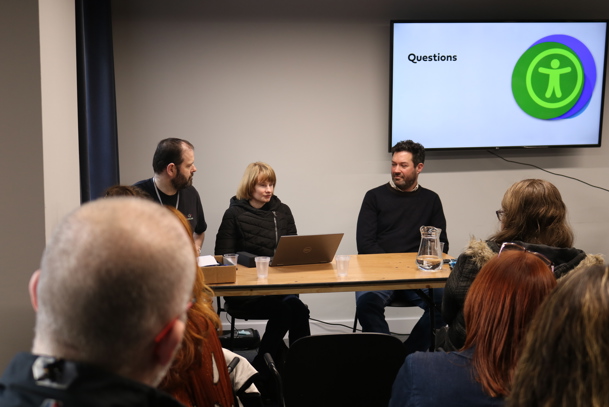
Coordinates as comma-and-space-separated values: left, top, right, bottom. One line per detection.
198, 255, 220, 267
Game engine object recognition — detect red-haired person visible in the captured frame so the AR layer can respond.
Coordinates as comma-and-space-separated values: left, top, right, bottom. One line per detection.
104, 184, 151, 199
390, 245, 557, 406
159, 207, 253, 407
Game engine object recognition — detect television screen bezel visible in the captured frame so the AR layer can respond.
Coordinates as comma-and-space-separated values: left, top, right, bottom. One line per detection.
388, 20, 609, 152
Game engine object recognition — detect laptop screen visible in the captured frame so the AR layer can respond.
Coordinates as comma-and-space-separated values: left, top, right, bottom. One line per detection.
270, 233, 344, 267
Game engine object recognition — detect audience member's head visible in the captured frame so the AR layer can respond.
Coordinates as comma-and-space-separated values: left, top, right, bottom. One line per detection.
509, 264, 609, 407
463, 246, 557, 397
236, 162, 277, 200
391, 139, 425, 166
104, 184, 150, 198
29, 198, 196, 386
492, 179, 573, 247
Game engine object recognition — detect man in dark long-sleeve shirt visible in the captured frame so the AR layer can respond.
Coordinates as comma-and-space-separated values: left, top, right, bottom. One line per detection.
355, 140, 448, 355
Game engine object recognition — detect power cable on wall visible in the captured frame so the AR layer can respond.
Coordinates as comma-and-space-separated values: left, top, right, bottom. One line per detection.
487, 149, 609, 193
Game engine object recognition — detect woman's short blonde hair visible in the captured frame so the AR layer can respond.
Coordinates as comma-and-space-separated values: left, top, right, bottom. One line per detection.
236, 162, 276, 200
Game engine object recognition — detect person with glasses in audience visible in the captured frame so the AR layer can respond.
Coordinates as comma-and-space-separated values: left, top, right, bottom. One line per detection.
0, 198, 196, 406
390, 247, 556, 407
509, 264, 609, 407
436, 178, 603, 352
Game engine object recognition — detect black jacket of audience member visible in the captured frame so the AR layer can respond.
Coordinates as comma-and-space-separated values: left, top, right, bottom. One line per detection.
0, 353, 183, 407
438, 239, 603, 351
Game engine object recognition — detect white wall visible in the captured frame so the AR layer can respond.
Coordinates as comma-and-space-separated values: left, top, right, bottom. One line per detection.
0, 1, 44, 369
39, 0, 80, 241
112, 0, 609, 334
0, 0, 80, 370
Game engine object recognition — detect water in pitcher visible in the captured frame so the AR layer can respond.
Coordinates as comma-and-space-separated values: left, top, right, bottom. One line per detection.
416, 255, 443, 271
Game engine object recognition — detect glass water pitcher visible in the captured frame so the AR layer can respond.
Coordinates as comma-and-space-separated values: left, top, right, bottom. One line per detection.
416, 226, 443, 272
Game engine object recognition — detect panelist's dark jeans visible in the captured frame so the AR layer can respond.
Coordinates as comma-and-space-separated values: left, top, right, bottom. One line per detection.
355, 288, 445, 355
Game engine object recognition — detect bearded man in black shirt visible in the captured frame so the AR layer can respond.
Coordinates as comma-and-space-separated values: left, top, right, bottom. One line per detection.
355, 140, 449, 355
134, 138, 207, 253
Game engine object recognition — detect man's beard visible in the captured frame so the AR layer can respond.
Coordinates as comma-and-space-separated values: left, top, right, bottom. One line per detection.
392, 173, 416, 191
171, 168, 192, 191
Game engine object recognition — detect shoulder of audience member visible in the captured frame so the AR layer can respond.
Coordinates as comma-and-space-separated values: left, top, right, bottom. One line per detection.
461, 238, 497, 268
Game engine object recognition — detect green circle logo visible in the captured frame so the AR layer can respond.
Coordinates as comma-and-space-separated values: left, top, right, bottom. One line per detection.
512, 42, 584, 119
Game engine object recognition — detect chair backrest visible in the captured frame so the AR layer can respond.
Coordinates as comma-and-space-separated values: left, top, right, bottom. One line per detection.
283, 333, 406, 407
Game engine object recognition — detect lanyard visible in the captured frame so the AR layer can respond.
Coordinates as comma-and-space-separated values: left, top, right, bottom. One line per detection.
153, 178, 180, 209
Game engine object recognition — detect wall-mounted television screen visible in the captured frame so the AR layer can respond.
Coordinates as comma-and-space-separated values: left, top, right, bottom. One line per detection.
389, 21, 609, 151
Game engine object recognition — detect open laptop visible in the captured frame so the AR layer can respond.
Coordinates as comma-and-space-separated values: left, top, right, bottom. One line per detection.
270, 233, 344, 267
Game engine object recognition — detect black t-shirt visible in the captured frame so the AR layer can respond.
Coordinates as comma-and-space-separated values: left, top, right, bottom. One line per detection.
133, 178, 207, 234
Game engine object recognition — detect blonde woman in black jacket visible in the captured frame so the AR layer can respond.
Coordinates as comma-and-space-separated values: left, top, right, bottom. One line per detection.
215, 162, 310, 394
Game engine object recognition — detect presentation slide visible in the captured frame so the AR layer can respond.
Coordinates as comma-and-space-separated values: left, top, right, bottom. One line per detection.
390, 22, 608, 150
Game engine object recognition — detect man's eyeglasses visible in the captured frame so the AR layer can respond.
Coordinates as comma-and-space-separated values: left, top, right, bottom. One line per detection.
154, 299, 194, 345
496, 210, 505, 221
498, 242, 555, 275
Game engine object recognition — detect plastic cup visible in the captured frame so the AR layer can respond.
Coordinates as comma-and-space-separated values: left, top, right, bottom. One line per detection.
335, 255, 350, 277
255, 256, 270, 279
223, 253, 239, 267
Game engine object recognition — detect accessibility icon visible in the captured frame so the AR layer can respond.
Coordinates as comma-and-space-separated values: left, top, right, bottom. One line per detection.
512, 35, 596, 120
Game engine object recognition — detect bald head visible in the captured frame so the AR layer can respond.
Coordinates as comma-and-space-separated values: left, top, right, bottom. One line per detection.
32, 198, 195, 382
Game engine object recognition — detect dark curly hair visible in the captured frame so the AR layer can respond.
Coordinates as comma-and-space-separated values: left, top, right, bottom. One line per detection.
391, 140, 425, 166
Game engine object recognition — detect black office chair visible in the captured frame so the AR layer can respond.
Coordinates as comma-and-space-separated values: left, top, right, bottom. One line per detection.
276, 333, 406, 407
